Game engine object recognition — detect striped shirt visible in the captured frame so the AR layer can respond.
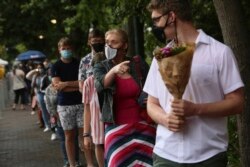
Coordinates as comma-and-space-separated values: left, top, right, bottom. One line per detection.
82, 75, 104, 144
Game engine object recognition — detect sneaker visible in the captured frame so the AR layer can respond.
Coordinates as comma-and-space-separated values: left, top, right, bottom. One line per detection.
43, 127, 50, 132
31, 111, 35, 115
51, 133, 57, 141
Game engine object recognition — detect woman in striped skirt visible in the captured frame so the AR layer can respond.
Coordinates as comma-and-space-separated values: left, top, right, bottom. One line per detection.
93, 29, 156, 167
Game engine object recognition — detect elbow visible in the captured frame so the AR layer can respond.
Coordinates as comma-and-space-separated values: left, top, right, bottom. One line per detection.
237, 99, 244, 114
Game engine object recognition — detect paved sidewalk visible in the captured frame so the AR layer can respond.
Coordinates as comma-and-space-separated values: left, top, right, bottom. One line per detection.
0, 106, 88, 167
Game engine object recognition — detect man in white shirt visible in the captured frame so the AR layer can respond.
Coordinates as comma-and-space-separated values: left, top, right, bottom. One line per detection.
143, 0, 244, 166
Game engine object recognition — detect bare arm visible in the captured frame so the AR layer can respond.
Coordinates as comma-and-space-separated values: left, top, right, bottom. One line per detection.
171, 88, 244, 117
103, 61, 130, 88
26, 69, 38, 80
79, 80, 84, 93
52, 77, 79, 92
83, 103, 92, 149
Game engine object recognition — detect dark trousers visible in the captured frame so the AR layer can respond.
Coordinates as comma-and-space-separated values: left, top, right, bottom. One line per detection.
153, 152, 227, 167
14, 88, 26, 104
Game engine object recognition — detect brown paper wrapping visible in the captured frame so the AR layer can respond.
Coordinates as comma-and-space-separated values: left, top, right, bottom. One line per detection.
155, 43, 195, 99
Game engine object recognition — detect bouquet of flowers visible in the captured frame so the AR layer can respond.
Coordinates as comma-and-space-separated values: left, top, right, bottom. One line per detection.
153, 43, 195, 99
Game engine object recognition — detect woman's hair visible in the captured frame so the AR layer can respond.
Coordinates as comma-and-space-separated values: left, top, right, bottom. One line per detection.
147, 0, 193, 22
57, 37, 73, 48
105, 29, 128, 44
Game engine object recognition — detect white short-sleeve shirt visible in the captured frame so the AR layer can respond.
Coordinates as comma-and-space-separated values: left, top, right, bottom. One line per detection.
143, 30, 244, 163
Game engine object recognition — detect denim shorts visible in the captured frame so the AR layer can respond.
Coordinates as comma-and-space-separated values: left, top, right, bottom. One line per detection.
153, 151, 227, 167
57, 104, 83, 130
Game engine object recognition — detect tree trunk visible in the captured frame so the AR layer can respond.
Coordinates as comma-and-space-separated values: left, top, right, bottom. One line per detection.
127, 16, 145, 58
213, 0, 250, 166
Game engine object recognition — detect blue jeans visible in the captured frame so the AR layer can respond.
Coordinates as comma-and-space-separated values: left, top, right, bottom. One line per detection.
56, 126, 79, 163
37, 92, 50, 128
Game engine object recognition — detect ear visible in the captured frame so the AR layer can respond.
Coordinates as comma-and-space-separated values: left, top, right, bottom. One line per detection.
123, 43, 128, 51
168, 11, 176, 23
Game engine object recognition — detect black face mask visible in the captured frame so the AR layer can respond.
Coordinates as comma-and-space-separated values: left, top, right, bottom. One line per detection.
152, 14, 174, 44
152, 26, 167, 44
92, 43, 105, 53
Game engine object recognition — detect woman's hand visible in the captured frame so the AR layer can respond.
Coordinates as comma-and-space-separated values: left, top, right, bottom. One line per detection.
112, 61, 130, 75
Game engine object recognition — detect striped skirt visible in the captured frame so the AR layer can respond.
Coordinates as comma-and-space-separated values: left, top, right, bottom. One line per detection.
105, 122, 156, 167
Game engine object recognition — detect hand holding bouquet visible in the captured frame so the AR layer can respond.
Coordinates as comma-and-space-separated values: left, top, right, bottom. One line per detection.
153, 43, 195, 99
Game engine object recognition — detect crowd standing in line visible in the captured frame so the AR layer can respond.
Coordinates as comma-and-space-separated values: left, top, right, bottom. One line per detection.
143, 0, 244, 167
7, 1, 244, 167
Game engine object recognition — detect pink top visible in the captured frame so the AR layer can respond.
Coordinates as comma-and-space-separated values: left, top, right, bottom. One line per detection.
113, 76, 142, 124
82, 75, 104, 144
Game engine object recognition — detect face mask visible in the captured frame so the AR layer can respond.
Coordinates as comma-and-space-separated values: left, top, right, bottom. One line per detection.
92, 43, 105, 53
105, 45, 117, 60
60, 50, 73, 59
152, 26, 167, 44
152, 13, 172, 44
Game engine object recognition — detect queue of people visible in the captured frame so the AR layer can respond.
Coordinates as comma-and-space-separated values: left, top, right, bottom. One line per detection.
8, 1, 244, 167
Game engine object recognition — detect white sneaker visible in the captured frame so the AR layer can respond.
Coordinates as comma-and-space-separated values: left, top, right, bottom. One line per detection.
51, 133, 57, 141
30, 111, 35, 115
43, 127, 50, 132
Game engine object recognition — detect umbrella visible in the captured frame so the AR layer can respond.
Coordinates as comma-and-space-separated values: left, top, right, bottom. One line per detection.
16, 50, 46, 61
0, 58, 8, 65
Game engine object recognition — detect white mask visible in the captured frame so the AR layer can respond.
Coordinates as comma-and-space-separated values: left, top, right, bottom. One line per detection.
105, 45, 117, 60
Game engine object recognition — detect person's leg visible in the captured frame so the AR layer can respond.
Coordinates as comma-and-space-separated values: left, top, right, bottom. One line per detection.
56, 126, 69, 165
37, 92, 50, 129
57, 105, 79, 167
65, 129, 76, 167
13, 89, 19, 110
75, 128, 79, 162
20, 88, 26, 110
95, 144, 104, 167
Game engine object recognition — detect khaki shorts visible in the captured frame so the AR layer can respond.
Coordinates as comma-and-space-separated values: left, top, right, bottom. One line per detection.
57, 104, 83, 130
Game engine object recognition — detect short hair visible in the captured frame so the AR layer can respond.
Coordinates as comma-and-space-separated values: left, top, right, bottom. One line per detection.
88, 29, 105, 40
147, 0, 193, 22
58, 37, 73, 48
105, 29, 128, 44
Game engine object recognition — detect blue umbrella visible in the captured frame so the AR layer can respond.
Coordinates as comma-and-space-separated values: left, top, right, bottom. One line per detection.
16, 50, 46, 61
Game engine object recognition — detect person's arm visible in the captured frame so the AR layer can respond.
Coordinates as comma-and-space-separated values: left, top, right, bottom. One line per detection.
147, 95, 185, 132
103, 61, 130, 88
83, 103, 92, 149
82, 78, 92, 149
52, 76, 79, 92
78, 58, 84, 93
26, 69, 38, 80
171, 87, 244, 117
79, 80, 84, 93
